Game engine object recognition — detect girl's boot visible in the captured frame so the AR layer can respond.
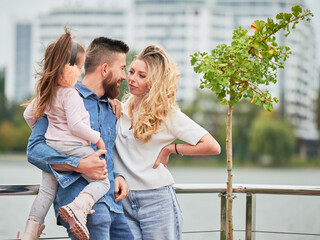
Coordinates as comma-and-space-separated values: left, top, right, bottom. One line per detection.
21, 217, 45, 240
59, 193, 94, 240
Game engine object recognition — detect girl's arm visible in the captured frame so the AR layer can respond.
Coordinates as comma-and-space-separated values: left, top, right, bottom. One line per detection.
27, 116, 107, 187
64, 89, 101, 145
23, 99, 37, 129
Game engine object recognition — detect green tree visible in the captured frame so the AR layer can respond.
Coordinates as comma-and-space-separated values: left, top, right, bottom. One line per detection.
14, 124, 31, 151
232, 100, 261, 162
249, 112, 295, 166
182, 89, 227, 160
12, 105, 32, 151
182, 90, 261, 163
0, 121, 18, 151
0, 104, 31, 152
182, 89, 225, 134
190, 6, 313, 239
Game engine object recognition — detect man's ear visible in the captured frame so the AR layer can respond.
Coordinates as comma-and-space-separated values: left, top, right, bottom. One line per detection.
101, 63, 109, 76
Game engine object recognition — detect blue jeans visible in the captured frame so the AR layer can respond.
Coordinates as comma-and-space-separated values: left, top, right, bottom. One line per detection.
122, 185, 183, 240
59, 202, 134, 240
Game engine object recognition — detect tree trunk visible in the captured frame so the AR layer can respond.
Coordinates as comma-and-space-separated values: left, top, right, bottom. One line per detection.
226, 105, 233, 240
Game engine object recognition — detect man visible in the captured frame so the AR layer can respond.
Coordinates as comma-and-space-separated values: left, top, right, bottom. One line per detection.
27, 37, 133, 239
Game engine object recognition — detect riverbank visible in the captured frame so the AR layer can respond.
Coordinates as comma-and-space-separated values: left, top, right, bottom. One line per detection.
1, 152, 319, 168
1, 162, 320, 240
0, 152, 26, 162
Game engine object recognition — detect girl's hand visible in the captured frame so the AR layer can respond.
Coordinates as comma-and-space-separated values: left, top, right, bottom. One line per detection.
153, 144, 171, 169
108, 99, 122, 119
96, 137, 106, 150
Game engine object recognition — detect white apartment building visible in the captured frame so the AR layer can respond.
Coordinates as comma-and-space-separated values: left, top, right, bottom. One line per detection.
131, 0, 318, 142
6, 22, 34, 102
6, 0, 318, 142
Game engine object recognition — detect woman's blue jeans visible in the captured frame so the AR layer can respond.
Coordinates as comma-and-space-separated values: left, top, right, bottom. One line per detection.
122, 185, 183, 240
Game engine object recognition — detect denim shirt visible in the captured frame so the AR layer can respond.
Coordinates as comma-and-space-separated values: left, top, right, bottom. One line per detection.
27, 82, 123, 217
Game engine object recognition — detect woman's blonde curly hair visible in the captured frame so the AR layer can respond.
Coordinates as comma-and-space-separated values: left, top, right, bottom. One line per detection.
127, 45, 180, 142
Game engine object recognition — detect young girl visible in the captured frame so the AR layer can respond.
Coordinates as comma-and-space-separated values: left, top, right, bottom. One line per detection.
22, 29, 109, 240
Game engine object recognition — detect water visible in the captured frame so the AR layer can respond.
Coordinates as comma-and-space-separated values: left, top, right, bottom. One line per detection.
0, 159, 320, 240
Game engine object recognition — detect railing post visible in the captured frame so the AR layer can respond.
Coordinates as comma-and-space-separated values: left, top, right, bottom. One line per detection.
245, 193, 256, 240
219, 192, 227, 240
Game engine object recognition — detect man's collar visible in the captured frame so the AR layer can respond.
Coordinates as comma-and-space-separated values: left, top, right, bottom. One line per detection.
75, 81, 108, 102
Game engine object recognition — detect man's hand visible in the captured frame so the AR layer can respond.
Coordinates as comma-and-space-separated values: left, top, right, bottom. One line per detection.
51, 149, 108, 180
77, 149, 108, 180
114, 176, 129, 202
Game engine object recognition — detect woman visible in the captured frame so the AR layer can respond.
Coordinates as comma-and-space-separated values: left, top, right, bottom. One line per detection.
114, 45, 221, 240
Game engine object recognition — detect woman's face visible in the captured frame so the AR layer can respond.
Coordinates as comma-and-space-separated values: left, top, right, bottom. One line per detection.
127, 59, 149, 97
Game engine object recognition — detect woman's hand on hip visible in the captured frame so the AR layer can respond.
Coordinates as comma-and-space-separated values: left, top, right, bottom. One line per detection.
153, 144, 172, 169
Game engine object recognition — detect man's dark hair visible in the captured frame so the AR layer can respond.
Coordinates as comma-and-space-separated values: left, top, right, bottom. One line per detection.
85, 37, 129, 73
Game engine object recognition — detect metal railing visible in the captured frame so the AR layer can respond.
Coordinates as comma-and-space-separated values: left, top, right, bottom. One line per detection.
1, 183, 320, 240
174, 183, 320, 240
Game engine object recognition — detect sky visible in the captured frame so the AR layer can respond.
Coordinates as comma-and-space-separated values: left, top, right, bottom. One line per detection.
0, 0, 319, 69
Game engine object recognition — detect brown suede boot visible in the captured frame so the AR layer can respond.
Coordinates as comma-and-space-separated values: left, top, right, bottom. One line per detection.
21, 217, 45, 240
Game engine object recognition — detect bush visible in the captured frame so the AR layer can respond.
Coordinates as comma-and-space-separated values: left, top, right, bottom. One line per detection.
249, 112, 295, 166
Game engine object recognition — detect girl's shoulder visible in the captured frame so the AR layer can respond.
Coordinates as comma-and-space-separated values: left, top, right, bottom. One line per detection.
56, 86, 79, 97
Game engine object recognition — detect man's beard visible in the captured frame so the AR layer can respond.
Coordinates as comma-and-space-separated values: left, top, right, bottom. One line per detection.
103, 71, 120, 99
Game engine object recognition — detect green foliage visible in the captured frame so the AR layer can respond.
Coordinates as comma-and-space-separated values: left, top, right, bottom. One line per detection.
0, 121, 18, 151
181, 89, 227, 158
118, 50, 137, 101
0, 104, 31, 152
190, 6, 313, 111
182, 90, 262, 162
0, 73, 31, 152
231, 100, 261, 162
0, 50, 139, 152
249, 112, 295, 166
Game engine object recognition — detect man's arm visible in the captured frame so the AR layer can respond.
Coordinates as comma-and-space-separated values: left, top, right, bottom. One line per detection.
51, 149, 108, 180
27, 115, 108, 180
27, 116, 81, 172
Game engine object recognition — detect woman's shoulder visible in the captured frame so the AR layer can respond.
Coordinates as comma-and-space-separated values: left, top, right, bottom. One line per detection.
170, 105, 182, 115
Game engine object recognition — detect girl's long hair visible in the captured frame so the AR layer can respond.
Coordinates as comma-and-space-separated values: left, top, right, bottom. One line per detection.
127, 45, 180, 142
32, 28, 83, 119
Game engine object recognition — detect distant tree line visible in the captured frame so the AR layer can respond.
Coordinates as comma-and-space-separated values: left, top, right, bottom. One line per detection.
181, 89, 298, 166
0, 54, 319, 164
0, 51, 137, 153
0, 72, 31, 152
